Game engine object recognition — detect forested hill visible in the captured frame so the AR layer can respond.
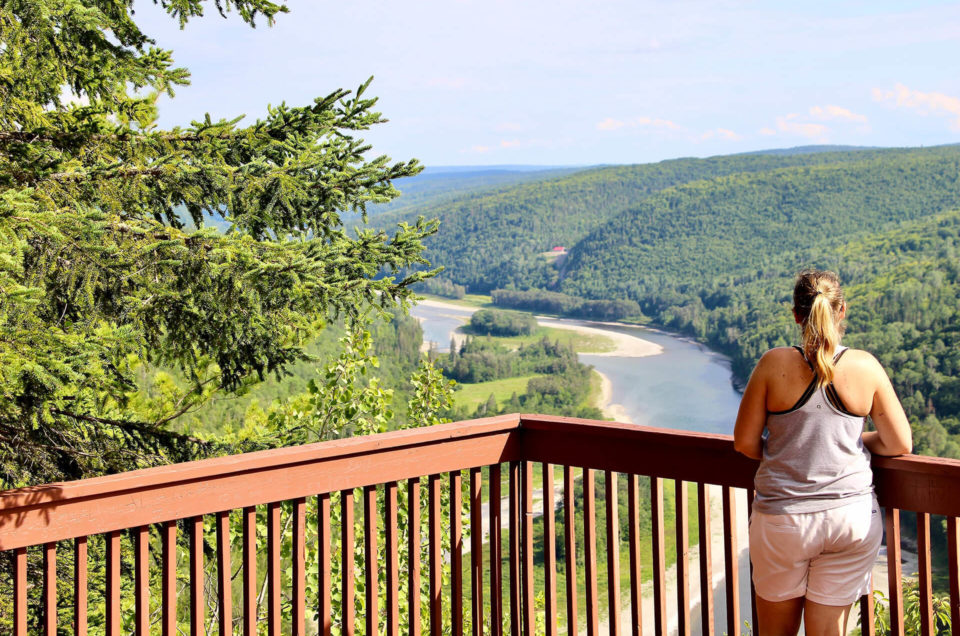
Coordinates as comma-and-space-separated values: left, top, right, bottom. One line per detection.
560, 145, 960, 304
382, 145, 957, 291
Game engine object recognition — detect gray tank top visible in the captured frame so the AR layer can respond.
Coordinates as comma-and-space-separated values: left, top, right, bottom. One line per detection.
753, 346, 874, 514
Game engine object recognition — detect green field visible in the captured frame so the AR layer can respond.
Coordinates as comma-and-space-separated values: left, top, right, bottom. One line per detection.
453, 374, 547, 412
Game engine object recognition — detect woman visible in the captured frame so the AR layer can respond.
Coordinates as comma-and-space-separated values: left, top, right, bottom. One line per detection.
734, 269, 912, 636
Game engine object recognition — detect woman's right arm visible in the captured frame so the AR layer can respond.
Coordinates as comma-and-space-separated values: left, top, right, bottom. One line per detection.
862, 356, 912, 456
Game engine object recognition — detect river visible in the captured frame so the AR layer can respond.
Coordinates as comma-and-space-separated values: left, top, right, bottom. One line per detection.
410, 301, 742, 435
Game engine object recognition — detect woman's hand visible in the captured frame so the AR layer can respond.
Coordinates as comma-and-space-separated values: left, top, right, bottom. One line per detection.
734, 352, 770, 460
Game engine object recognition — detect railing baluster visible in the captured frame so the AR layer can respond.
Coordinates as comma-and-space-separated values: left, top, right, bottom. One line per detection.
490, 464, 503, 636
509, 461, 521, 636
746, 488, 758, 634
75, 536, 88, 636
948, 517, 960, 634
342, 490, 356, 636
318, 494, 332, 636
564, 466, 579, 636
293, 498, 306, 636
365, 485, 380, 636
387, 482, 400, 636
543, 464, 557, 636
522, 461, 534, 635
136, 526, 150, 636
606, 470, 621, 636
721, 486, 739, 636
585, 468, 599, 636
470, 467, 485, 636
628, 475, 642, 636
452, 471, 464, 636
697, 483, 714, 636
918, 512, 933, 635
190, 517, 205, 636
429, 474, 442, 636
216, 513, 231, 636
676, 480, 690, 636
107, 529, 121, 636
859, 575, 875, 636
44, 542, 56, 636
268, 502, 281, 636
651, 477, 666, 635
242, 507, 257, 636
884, 507, 904, 636
408, 479, 422, 636
163, 521, 177, 636
14, 546, 26, 636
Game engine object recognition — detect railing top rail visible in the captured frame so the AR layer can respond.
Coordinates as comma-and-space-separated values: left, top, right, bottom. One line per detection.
4, 413, 960, 550
0, 413, 521, 511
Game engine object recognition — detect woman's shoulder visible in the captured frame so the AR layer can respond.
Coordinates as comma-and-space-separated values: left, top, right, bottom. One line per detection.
758, 346, 803, 364
837, 348, 886, 375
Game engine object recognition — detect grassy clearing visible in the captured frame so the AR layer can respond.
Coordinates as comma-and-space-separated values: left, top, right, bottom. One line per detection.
458, 325, 616, 355
453, 374, 546, 412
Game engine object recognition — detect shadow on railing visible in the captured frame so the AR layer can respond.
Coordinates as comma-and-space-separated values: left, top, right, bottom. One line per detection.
1, 414, 958, 635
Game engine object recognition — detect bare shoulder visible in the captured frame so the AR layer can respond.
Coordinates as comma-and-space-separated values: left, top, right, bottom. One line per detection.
752, 347, 801, 376
839, 348, 889, 380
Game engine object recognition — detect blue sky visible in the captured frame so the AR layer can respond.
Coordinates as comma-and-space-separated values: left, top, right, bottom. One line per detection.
140, 0, 960, 166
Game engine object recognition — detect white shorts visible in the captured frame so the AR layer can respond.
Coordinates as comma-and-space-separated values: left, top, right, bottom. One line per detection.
749, 495, 882, 606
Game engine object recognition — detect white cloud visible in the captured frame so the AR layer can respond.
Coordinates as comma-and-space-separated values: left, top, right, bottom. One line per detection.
808, 104, 868, 124
759, 127, 776, 136
776, 114, 829, 140
700, 127, 742, 141
500, 139, 523, 148
597, 117, 627, 131
873, 83, 960, 131
596, 116, 684, 133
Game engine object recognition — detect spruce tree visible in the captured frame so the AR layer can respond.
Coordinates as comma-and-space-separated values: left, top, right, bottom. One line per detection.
0, 0, 436, 486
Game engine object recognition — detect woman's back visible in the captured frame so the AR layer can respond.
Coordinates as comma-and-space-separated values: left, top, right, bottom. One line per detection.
754, 346, 874, 514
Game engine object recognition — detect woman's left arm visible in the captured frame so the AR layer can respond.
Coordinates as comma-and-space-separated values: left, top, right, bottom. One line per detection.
734, 354, 769, 460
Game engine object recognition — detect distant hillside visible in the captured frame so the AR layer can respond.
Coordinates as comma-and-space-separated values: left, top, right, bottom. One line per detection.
366, 165, 581, 216
745, 144, 878, 156
383, 145, 954, 291
560, 145, 960, 305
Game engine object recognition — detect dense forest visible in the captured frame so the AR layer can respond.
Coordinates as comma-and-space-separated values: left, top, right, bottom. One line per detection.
381, 145, 960, 293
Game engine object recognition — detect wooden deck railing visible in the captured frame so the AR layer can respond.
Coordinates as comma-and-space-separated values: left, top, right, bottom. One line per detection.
2, 413, 960, 635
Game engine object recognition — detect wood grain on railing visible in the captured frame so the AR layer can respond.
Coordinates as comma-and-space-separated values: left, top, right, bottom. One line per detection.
162, 520, 177, 636
522, 461, 534, 636
584, 467, 599, 636
489, 464, 503, 636
107, 529, 120, 636
543, 463, 557, 636
563, 465, 579, 636
75, 536, 88, 636
651, 477, 666, 635
918, 512, 933, 635
387, 481, 400, 636
697, 483, 714, 636
268, 502, 281, 636
408, 478, 422, 636
885, 507, 904, 636
509, 461, 520, 636
470, 467, 484, 636
365, 486, 379, 636
190, 516, 204, 636
606, 470, 621, 636
44, 541, 56, 636
429, 474, 442, 636
676, 479, 690, 636
948, 516, 960, 632
722, 485, 739, 636
216, 513, 231, 636
342, 490, 355, 636
451, 471, 464, 636
243, 506, 257, 636
628, 474, 642, 636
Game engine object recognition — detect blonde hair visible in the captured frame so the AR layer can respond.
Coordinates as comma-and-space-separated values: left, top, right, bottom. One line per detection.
793, 269, 845, 387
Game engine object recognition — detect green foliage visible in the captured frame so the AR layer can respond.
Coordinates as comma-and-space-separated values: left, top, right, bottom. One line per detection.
491, 288, 643, 321
382, 146, 955, 293
469, 309, 537, 337
866, 583, 952, 635
0, 0, 438, 487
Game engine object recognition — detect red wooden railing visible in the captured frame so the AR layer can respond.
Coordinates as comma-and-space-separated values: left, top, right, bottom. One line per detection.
2, 413, 960, 634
